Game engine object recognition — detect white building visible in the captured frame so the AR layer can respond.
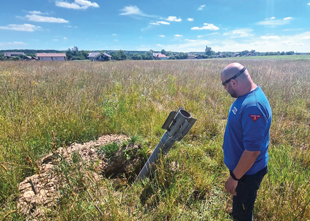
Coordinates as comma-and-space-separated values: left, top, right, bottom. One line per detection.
36, 53, 66, 61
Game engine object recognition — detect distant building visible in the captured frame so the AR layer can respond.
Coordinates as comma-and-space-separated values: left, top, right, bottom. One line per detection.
231, 53, 240, 57
4, 52, 26, 57
36, 53, 66, 61
88, 52, 112, 61
153, 53, 167, 60
187, 53, 196, 59
88, 52, 100, 60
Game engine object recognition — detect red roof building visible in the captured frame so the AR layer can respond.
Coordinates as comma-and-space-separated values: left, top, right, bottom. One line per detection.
153, 53, 168, 60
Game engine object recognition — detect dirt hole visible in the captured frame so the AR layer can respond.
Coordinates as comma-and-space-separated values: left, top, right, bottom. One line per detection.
17, 134, 147, 220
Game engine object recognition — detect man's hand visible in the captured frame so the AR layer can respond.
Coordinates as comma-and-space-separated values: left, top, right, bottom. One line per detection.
225, 176, 238, 195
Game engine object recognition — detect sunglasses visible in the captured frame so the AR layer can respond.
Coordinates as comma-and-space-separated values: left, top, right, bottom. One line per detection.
222, 67, 246, 85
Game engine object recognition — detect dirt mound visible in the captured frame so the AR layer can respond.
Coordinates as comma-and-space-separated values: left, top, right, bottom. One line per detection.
17, 134, 145, 220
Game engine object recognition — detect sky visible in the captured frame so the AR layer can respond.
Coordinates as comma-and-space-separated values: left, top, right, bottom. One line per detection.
0, 0, 310, 52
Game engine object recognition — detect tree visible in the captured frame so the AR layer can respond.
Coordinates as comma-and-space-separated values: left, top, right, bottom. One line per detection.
66, 49, 88, 60
117, 50, 127, 60
66, 49, 73, 60
165, 51, 173, 57
175, 52, 188, 59
161, 49, 167, 55
81, 50, 89, 59
132, 53, 142, 60
142, 51, 153, 60
241, 50, 249, 56
168, 55, 176, 59
111, 50, 127, 60
205, 45, 215, 56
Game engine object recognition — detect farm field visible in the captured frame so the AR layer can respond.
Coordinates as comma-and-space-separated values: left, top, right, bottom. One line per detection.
220, 55, 310, 60
0, 60, 310, 220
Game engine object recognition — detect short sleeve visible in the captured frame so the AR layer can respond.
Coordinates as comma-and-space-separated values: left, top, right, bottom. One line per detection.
241, 106, 267, 151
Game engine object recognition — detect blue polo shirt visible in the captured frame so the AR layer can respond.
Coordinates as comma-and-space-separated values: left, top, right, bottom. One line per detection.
223, 86, 272, 175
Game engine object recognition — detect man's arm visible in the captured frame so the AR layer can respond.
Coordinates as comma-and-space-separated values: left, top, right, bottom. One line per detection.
225, 150, 260, 195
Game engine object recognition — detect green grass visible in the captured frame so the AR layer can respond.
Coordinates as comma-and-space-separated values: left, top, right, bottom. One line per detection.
221, 54, 310, 60
0, 60, 309, 220
98, 142, 120, 159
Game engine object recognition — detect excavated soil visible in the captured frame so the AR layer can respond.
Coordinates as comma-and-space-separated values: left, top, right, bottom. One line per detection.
17, 134, 145, 220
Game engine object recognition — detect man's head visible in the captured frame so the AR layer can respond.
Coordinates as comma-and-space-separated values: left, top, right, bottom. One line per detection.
221, 62, 256, 98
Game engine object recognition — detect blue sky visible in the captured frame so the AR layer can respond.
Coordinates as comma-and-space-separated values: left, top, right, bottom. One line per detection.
0, 0, 310, 52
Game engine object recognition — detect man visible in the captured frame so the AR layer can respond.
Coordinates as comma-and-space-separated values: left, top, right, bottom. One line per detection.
221, 63, 272, 221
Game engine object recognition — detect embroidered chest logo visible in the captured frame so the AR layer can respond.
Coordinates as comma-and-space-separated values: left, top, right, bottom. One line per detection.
232, 107, 238, 115
249, 115, 261, 122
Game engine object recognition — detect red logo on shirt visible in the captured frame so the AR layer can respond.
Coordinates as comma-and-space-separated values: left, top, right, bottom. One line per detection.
249, 115, 261, 122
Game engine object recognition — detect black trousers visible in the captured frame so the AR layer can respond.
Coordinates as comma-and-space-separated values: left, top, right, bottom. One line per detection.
232, 167, 268, 221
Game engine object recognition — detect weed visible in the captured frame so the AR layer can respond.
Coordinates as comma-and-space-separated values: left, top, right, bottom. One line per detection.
98, 142, 120, 159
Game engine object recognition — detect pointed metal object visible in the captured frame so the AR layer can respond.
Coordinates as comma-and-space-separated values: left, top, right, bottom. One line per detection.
136, 108, 196, 181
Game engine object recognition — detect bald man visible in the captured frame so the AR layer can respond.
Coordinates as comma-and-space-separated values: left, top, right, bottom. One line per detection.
221, 63, 272, 221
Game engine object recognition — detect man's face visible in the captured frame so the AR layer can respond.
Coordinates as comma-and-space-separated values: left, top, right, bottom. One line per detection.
222, 81, 238, 98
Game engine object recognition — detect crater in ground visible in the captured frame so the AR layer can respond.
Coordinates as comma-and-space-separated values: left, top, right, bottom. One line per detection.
17, 134, 146, 220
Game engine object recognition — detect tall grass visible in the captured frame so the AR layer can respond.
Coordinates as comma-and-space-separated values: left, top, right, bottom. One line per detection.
0, 60, 309, 220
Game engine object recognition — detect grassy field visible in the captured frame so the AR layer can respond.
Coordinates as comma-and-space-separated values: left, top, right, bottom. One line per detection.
0, 60, 309, 220
222, 55, 310, 60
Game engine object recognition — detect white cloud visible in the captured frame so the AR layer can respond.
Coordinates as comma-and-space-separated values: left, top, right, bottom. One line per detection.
112, 34, 117, 36
283, 28, 303, 32
187, 18, 194, 22
198, 5, 206, 10
197, 35, 203, 38
120, 5, 142, 15
26, 14, 69, 23
56, 0, 99, 10
308, 3, 310, 5
270, 17, 275, 19
120, 5, 152, 17
28, 11, 44, 15
150, 21, 170, 25
175, 34, 183, 37
146, 31, 310, 53
191, 23, 219, 31
0, 24, 41, 32
223, 29, 253, 38
63, 37, 67, 40
257, 17, 293, 26
215, 31, 310, 52
153, 39, 212, 52
166, 16, 182, 22
159, 35, 165, 37
250, 41, 269, 45
261, 35, 281, 40
0, 41, 26, 46
280, 41, 303, 46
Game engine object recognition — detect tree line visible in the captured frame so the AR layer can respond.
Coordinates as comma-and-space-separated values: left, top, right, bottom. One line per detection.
0, 46, 307, 61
